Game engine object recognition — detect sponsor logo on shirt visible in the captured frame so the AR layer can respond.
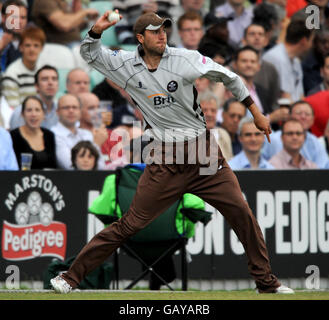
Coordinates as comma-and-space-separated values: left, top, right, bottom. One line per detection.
148, 93, 176, 108
167, 80, 178, 92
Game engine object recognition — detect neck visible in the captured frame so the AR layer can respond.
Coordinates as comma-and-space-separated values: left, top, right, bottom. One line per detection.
62, 122, 77, 134
284, 42, 300, 59
21, 124, 41, 136
40, 95, 53, 113
22, 58, 36, 71
230, 2, 244, 16
245, 151, 261, 168
324, 81, 329, 90
286, 149, 302, 166
80, 121, 92, 131
143, 49, 162, 70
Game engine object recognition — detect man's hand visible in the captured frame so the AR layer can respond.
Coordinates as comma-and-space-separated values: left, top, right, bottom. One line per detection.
254, 113, 272, 143
91, 10, 122, 34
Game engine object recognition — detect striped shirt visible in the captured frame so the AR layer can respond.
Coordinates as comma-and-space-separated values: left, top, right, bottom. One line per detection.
1, 58, 37, 109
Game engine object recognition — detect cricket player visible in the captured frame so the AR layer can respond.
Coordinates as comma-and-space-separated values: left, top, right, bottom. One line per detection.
51, 11, 294, 294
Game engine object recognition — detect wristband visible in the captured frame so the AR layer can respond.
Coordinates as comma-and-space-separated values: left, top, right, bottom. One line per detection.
88, 27, 102, 39
241, 96, 254, 108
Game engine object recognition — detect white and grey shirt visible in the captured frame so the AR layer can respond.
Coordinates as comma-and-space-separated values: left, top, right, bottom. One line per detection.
80, 32, 250, 142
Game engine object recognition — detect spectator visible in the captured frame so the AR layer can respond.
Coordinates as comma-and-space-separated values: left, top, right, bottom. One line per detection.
219, 97, 246, 155
92, 77, 139, 129
177, 11, 204, 50
215, 0, 253, 48
229, 117, 274, 169
10, 95, 57, 169
31, 0, 99, 47
307, 53, 329, 95
318, 119, 329, 157
1, 26, 46, 109
66, 68, 90, 95
269, 119, 318, 169
51, 94, 95, 170
0, 0, 28, 72
77, 91, 109, 153
262, 100, 329, 168
303, 30, 329, 95
233, 46, 289, 130
242, 23, 281, 109
304, 90, 329, 137
0, 126, 19, 170
65, 68, 90, 95
112, 0, 177, 45
10, 64, 59, 129
198, 12, 234, 63
169, 0, 208, 47
262, 19, 314, 102
71, 140, 99, 170
199, 89, 233, 160
252, 2, 279, 50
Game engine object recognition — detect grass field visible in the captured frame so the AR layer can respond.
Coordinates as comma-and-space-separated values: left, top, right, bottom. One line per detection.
0, 289, 329, 300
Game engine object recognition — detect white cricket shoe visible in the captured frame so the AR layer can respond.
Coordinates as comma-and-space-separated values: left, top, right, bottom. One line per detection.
257, 284, 295, 294
50, 275, 72, 294
275, 285, 295, 294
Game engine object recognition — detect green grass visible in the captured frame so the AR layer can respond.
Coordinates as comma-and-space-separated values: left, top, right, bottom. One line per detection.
0, 290, 329, 300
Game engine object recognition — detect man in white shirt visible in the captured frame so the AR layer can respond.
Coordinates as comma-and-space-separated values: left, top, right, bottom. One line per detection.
51, 94, 103, 169
10, 65, 59, 129
262, 19, 314, 102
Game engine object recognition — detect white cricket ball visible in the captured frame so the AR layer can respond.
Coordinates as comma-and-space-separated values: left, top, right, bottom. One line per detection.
108, 11, 120, 23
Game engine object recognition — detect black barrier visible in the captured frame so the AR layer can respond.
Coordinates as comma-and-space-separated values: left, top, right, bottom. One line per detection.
0, 170, 328, 283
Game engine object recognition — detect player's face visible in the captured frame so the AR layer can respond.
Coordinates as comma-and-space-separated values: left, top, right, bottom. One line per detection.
141, 26, 167, 56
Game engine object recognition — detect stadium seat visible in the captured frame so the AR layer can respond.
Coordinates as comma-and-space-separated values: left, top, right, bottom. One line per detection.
90, 69, 105, 90
71, 44, 92, 73
89, 166, 213, 290
56, 68, 71, 98
38, 43, 76, 70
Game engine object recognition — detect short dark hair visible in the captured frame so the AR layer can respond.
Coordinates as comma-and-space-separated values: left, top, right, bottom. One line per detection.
222, 97, 245, 113
285, 19, 313, 44
281, 118, 305, 134
233, 45, 260, 62
290, 100, 314, 115
71, 141, 99, 170
252, 3, 278, 32
1, 0, 27, 15
34, 65, 58, 84
243, 23, 266, 38
21, 95, 44, 114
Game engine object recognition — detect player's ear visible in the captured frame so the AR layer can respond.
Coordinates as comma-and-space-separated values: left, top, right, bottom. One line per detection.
136, 33, 144, 45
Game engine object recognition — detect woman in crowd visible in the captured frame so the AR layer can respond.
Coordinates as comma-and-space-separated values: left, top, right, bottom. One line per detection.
10, 95, 57, 169
71, 140, 99, 170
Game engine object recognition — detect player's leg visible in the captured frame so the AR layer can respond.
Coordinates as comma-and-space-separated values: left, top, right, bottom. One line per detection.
188, 161, 281, 293
58, 164, 185, 289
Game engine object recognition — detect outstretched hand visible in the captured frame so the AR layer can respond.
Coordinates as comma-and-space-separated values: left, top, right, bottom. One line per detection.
92, 10, 122, 34
254, 113, 272, 143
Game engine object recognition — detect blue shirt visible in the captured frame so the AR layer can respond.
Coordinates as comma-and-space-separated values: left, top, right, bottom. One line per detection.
262, 130, 329, 169
0, 128, 19, 170
228, 150, 274, 170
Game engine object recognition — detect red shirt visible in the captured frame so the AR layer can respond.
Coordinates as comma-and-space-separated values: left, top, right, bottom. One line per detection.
304, 91, 329, 137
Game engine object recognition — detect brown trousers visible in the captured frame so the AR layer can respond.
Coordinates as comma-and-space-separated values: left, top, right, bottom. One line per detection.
62, 131, 280, 293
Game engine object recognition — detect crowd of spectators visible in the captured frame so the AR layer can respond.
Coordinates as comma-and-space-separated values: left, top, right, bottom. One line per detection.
0, 0, 329, 172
